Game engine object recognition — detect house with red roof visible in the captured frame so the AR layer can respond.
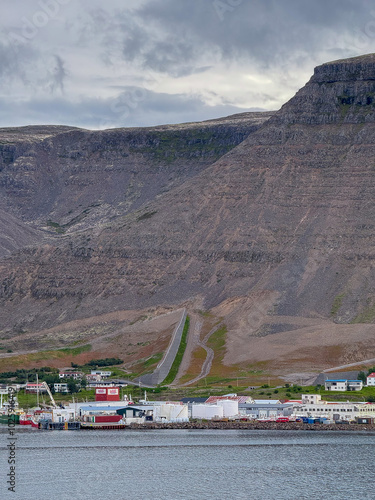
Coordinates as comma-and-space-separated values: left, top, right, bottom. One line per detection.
366, 372, 375, 386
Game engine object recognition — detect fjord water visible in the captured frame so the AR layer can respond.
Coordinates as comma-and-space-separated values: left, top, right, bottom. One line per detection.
1, 428, 374, 499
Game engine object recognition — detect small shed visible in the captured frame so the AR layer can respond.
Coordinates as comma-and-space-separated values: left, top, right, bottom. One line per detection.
116, 406, 145, 418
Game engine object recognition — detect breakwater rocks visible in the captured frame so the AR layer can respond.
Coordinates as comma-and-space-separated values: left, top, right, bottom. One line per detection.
127, 421, 375, 432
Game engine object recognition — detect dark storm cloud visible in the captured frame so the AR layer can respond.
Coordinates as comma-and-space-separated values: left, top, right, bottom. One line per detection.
122, 0, 373, 69
69, 0, 375, 87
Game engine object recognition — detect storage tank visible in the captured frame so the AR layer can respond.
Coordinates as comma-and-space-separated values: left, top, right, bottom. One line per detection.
217, 400, 238, 418
191, 404, 224, 420
153, 404, 189, 422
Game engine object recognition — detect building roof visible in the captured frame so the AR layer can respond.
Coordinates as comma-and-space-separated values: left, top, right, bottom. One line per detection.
78, 405, 128, 413
367, 373, 375, 378
240, 401, 292, 408
325, 379, 347, 382
181, 397, 207, 404
252, 399, 281, 405
205, 396, 250, 404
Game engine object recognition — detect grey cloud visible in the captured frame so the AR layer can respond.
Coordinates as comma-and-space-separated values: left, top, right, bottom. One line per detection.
0, 38, 36, 85
100, 87, 258, 128
0, 88, 255, 130
135, 0, 373, 67
119, 15, 203, 76
72, 0, 375, 82
1, 0, 375, 129
49, 55, 66, 93
74, 6, 208, 77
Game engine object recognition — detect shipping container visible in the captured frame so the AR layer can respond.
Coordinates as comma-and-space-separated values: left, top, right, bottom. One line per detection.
94, 415, 122, 423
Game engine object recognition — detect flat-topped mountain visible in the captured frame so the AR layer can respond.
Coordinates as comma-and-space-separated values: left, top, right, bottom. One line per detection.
1, 54, 375, 382
0, 113, 271, 230
273, 53, 375, 125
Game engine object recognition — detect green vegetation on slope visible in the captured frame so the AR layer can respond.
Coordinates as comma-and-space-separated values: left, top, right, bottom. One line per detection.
129, 130, 240, 164
57, 344, 92, 356
351, 301, 375, 323
206, 324, 227, 354
161, 315, 190, 385
127, 352, 164, 379
331, 293, 345, 316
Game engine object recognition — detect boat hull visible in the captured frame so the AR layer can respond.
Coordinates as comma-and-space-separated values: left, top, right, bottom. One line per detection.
0, 414, 20, 424
20, 416, 32, 425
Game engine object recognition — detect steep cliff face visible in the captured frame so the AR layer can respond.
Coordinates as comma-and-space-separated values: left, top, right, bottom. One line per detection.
2, 55, 375, 374
0, 113, 271, 231
273, 53, 375, 125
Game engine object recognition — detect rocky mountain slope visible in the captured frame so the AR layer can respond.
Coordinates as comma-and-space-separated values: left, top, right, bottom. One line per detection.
2, 54, 375, 381
0, 114, 270, 231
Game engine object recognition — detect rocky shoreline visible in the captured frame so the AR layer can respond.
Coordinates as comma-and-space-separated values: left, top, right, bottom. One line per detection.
127, 421, 375, 432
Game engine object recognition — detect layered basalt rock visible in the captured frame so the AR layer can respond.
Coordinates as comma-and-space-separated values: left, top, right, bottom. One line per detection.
273, 53, 375, 125
1, 55, 375, 342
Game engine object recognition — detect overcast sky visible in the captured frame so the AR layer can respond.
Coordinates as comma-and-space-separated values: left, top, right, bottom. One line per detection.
1, 0, 374, 129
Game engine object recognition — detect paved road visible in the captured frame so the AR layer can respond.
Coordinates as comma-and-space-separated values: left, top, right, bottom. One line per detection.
323, 357, 375, 373
136, 308, 187, 386
112, 378, 156, 389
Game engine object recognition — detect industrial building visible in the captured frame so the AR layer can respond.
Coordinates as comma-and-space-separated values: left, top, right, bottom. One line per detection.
95, 387, 120, 401
239, 400, 294, 420
292, 394, 375, 422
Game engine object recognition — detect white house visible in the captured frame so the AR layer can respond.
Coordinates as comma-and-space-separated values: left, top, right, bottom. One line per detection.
347, 380, 363, 391
324, 379, 363, 391
25, 383, 47, 393
54, 383, 69, 393
302, 394, 322, 404
90, 370, 111, 378
59, 371, 83, 380
324, 380, 347, 391
366, 372, 375, 386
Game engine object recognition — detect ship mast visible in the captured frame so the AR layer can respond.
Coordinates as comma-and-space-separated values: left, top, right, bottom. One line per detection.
36, 373, 39, 409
